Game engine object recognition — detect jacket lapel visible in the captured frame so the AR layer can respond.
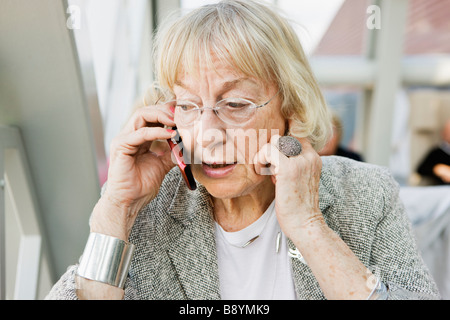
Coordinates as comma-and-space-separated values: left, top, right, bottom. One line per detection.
166, 183, 221, 300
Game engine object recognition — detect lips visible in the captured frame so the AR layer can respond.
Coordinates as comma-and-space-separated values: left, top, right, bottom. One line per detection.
204, 162, 236, 168
201, 161, 237, 178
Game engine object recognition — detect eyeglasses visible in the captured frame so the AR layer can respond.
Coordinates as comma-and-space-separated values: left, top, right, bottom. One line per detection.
171, 91, 279, 127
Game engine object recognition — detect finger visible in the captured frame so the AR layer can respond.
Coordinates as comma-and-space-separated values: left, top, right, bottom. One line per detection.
284, 119, 314, 153
274, 135, 319, 162
287, 137, 322, 181
261, 135, 315, 175
253, 141, 281, 176
269, 133, 281, 148
295, 137, 314, 153
293, 137, 321, 167
123, 103, 176, 133
271, 134, 312, 156
113, 127, 176, 156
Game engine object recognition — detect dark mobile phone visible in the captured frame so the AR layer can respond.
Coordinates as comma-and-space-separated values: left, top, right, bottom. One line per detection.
167, 126, 197, 190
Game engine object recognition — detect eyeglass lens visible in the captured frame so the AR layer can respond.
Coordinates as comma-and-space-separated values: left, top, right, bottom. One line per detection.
176, 98, 256, 126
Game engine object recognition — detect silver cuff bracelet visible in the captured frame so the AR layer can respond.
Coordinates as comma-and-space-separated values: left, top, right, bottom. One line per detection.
77, 233, 135, 288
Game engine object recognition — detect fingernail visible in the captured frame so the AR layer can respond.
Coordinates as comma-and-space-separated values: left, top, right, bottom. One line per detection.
169, 105, 175, 113
166, 129, 177, 137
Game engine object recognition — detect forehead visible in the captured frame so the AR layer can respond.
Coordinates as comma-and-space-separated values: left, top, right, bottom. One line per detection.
174, 77, 262, 94
174, 54, 266, 92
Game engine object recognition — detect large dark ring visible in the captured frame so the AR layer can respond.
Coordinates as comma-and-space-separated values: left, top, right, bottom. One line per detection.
277, 136, 302, 157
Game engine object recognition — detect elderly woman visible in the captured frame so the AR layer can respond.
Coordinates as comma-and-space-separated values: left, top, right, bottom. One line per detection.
47, 0, 439, 300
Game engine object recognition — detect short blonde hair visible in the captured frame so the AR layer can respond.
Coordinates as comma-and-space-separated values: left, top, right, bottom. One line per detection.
150, 0, 332, 150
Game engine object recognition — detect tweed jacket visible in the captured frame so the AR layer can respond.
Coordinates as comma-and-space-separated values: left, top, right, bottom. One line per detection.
47, 156, 440, 300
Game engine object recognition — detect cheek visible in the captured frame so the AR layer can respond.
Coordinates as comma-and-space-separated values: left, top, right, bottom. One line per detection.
248, 111, 286, 151
229, 129, 261, 163
233, 109, 285, 163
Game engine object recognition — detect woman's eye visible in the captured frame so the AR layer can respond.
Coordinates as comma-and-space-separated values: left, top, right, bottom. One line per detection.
227, 102, 248, 109
176, 102, 196, 111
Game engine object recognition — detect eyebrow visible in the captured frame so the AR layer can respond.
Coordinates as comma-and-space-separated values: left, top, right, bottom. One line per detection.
174, 77, 259, 92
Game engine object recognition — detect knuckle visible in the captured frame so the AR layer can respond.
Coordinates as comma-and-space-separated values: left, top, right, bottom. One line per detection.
304, 149, 320, 162
138, 105, 154, 114
130, 107, 145, 122
137, 126, 150, 137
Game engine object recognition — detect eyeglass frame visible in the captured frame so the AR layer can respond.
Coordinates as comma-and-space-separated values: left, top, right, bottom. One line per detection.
169, 90, 280, 127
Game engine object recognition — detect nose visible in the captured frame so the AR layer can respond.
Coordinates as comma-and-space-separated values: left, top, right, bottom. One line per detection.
194, 107, 227, 149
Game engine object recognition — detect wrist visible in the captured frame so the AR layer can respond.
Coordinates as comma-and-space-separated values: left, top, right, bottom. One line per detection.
76, 276, 125, 300
288, 212, 329, 246
90, 196, 135, 241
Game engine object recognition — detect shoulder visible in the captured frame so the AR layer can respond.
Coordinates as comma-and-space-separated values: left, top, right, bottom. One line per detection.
320, 155, 395, 192
318, 156, 407, 260
319, 156, 399, 221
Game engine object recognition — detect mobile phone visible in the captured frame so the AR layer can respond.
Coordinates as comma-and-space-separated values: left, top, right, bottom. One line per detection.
167, 126, 197, 190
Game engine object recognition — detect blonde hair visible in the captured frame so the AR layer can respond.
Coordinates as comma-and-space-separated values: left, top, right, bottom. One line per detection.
150, 0, 332, 150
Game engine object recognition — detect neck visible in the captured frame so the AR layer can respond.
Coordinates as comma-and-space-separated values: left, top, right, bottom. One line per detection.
212, 178, 275, 232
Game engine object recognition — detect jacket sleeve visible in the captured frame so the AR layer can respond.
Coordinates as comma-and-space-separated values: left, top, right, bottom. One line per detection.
45, 265, 79, 300
368, 171, 441, 299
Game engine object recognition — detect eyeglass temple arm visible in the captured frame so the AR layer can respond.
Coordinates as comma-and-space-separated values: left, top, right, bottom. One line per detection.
255, 89, 280, 109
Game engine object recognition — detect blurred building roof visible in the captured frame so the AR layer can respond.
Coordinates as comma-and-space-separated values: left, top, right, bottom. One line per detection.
313, 0, 450, 56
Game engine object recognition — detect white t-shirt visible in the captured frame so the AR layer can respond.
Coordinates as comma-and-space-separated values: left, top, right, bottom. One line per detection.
215, 200, 297, 300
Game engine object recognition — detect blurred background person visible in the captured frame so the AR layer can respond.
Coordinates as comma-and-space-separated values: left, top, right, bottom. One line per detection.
417, 119, 450, 185
319, 112, 363, 161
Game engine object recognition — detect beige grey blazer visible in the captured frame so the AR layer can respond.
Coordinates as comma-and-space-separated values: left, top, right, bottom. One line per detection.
47, 156, 440, 300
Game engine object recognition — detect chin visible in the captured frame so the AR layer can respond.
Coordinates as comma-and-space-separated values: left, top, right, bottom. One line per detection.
204, 183, 244, 199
